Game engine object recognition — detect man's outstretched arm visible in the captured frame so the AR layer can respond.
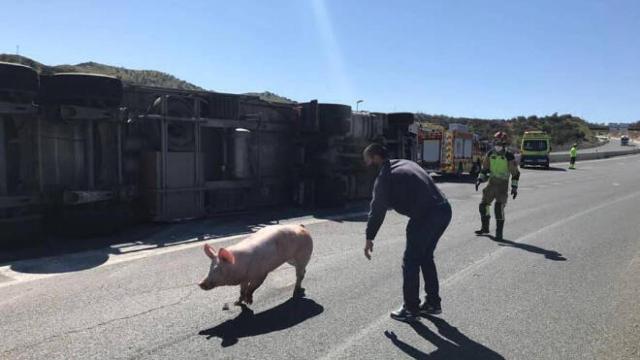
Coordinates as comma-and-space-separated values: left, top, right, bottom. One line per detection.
366, 169, 389, 241
365, 166, 390, 259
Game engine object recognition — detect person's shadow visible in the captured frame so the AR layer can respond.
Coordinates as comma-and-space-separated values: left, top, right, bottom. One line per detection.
479, 235, 567, 261
385, 315, 505, 359
198, 297, 324, 347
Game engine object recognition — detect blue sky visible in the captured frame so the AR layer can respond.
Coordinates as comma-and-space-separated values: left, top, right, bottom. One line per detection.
2, 0, 639, 122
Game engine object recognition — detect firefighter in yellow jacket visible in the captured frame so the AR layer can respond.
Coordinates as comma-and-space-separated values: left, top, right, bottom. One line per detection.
475, 132, 520, 240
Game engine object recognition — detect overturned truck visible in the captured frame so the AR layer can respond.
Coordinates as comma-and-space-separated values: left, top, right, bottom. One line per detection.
0, 62, 416, 249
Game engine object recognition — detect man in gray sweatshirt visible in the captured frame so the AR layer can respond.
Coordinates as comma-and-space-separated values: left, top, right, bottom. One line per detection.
363, 143, 452, 322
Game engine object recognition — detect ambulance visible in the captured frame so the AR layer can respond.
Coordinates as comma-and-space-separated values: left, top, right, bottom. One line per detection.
520, 131, 551, 168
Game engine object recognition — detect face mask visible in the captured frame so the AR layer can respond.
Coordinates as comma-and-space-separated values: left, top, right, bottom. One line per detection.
494, 145, 504, 152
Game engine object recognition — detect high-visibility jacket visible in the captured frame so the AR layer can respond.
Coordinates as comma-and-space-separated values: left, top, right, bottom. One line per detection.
570, 147, 577, 158
479, 150, 520, 187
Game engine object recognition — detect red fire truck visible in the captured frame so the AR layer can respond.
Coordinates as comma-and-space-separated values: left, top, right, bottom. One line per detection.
412, 123, 482, 176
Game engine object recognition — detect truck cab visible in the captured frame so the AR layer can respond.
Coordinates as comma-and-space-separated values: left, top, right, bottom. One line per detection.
520, 131, 551, 168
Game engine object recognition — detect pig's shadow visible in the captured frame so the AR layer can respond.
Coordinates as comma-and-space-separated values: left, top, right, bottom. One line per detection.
199, 297, 324, 347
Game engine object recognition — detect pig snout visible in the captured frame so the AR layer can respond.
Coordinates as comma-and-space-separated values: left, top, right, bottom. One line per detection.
199, 279, 215, 291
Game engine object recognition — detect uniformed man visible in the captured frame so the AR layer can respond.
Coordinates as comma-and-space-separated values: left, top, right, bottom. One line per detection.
475, 132, 520, 241
569, 143, 577, 169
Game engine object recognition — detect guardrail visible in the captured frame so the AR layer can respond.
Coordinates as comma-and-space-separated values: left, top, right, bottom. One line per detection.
549, 148, 640, 163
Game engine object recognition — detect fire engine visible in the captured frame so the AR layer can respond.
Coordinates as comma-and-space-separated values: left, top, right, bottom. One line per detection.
412, 122, 482, 176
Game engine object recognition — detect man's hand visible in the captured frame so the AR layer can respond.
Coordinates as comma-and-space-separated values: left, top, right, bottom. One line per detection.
511, 187, 518, 199
364, 240, 374, 260
475, 177, 484, 191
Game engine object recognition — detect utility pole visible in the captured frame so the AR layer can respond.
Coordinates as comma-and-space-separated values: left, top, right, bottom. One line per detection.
356, 99, 363, 112
16, 45, 20, 56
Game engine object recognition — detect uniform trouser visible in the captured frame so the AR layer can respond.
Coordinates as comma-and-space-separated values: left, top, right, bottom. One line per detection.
480, 179, 509, 220
403, 202, 452, 312
570, 157, 576, 166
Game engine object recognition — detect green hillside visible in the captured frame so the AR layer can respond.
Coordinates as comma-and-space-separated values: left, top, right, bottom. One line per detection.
416, 113, 598, 148
0, 54, 294, 103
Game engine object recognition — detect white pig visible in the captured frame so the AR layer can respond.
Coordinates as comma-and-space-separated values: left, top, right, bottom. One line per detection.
199, 224, 313, 305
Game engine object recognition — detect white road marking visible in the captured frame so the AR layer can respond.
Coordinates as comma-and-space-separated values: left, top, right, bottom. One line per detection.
318, 189, 640, 359
0, 210, 369, 288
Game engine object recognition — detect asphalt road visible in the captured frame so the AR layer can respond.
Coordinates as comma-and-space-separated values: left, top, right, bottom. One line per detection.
552, 138, 635, 154
2, 155, 640, 360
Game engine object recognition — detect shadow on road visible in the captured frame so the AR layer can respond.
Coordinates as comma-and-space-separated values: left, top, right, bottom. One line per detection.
9, 252, 110, 274
480, 235, 567, 261
3, 202, 372, 272
385, 315, 505, 359
432, 174, 476, 184
521, 166, 567, 172
315, 213, 368, 223
198, 297, 324, 347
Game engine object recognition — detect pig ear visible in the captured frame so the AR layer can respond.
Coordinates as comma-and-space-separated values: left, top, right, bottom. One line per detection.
218, 248, 236, 264
203, 244, 217, 260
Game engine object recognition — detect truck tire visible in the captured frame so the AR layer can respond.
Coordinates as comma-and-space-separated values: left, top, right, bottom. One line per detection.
0, 62, 39, 101
318, 104, 351, 136
40, 73, 123, 108
387, 112, 414, 125
386, 112, 414, 135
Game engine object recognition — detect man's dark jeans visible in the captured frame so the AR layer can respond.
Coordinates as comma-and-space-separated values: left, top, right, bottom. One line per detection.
403, 202, 452, 313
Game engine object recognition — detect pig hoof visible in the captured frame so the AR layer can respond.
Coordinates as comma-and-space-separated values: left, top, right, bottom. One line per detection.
293, 287, 306, 298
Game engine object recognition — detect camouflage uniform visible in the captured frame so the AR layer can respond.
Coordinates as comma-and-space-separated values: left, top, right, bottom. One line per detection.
476, 149, 520, 240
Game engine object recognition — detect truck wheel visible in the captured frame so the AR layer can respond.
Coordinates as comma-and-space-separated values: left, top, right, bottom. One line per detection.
0, 62, 39, 102
387, 112, 414, 125
317, 104, 352, 136
386, 112, 415, 135
39, 73, 123, 108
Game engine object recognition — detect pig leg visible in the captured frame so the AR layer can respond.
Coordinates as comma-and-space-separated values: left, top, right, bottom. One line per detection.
293, 262, 310, 298
245, 275, 267, 305
292, 246, 312, 298
294, 266, 305, 295
235, 282, 249, 306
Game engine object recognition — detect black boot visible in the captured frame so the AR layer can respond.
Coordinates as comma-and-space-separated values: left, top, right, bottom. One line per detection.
475, 216, 490, 235
495, 220, 504, 241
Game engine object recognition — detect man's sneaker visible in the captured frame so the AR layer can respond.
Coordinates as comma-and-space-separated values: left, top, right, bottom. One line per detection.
390, 306, 420, 323
419, 302, 442, 315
